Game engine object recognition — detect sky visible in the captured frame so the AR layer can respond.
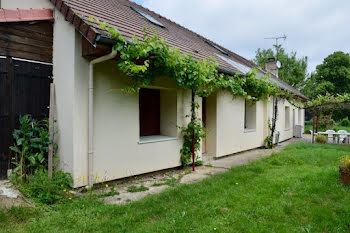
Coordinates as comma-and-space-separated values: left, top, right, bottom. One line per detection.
131, 0, 350, 74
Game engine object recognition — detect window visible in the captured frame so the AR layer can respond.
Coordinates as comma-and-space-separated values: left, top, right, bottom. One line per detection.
285, 106, 290, 129
139, 88, 177, 142
131, 7, 165, 28
216, 54, 252, 74
205, 41, 228, 56
244, 100, 256, 131
298, 109, 301, 125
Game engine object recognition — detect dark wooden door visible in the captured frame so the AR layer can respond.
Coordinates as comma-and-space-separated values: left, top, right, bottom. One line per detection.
0, 57, 52, 179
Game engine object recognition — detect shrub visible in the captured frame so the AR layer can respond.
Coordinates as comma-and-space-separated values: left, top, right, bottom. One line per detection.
339, 155, 350, 172
340, 118, 350, 127
10, 115, 55, 182
20, 170, 72, 205
315, 135, 327, 144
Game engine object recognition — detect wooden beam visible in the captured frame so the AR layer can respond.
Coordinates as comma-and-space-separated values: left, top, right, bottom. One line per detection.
82, 37, 115, 58
0, 47, 52, 63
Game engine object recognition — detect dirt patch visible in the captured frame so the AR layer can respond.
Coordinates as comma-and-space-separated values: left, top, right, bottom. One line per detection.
96, 166, 226, 205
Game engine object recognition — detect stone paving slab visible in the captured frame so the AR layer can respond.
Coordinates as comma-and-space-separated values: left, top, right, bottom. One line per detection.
207, 137, 309, 169
0, 180, 34, 208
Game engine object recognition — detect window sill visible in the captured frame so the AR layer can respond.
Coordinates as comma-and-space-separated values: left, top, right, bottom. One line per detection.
138, 135, 177, 144
244, 129, 256, 133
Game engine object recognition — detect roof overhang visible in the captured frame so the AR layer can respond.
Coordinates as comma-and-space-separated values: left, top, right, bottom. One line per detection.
0, 8, 53, 23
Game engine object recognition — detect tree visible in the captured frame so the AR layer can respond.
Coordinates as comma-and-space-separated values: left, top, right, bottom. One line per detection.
303, 51, 350, 120
253, 45, 308, 89
308, 51, 350, 97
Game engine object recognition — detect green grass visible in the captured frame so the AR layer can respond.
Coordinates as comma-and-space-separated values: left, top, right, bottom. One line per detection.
1, 143, 350, 233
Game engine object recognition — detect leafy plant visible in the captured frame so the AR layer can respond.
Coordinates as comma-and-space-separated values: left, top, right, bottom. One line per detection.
340, 118, 350, 127
264, 136, 273, 149
19, 169, 72, 205
315, 135, 327, 144
339, 155, 350, 172
127, 185, 149, 193
10, 115, 55, 181
179, 118, 206, 166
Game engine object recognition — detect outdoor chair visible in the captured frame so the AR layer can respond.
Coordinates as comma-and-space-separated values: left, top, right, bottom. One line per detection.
338, 130, 348, 144
325, 130, 336, 143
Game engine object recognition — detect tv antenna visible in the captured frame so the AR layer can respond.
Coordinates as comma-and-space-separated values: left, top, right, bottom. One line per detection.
264, 34, 287, 60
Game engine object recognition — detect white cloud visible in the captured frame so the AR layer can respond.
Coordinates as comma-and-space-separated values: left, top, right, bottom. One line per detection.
137, 0, 350, 73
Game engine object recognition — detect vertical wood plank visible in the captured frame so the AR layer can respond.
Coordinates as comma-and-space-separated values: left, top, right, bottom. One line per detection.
6, 57, 14, 157
48, 83, 55, 179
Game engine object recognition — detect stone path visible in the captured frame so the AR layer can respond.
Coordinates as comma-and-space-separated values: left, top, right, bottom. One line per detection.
205, 136, 310, 169
0, 180, 34, 208
102, 136, 308, 205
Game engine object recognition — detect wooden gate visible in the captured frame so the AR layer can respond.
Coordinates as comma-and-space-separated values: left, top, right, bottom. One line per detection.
0, 57, 52, 179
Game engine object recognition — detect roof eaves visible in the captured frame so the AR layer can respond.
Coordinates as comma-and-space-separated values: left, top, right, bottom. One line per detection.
50, 0, 99, 46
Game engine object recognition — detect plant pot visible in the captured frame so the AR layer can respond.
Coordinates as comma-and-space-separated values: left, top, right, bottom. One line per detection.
339, 169, 350, 185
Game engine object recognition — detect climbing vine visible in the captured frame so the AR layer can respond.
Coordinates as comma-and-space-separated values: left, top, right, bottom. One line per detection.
90, 18, 302, 166
306, 93, 350, 109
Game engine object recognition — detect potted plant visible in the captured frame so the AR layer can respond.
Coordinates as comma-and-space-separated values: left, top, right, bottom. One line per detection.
339, 155, 350, 185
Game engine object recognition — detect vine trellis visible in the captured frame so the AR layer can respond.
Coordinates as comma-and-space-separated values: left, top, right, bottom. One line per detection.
91, 19, 302, 168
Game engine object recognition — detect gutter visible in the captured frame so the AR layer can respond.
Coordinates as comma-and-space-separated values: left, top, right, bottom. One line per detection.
88, 49, 118, 188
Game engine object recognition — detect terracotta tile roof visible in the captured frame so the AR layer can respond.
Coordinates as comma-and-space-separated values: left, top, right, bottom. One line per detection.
0, 8, 53, 22
49, 0, 307, 99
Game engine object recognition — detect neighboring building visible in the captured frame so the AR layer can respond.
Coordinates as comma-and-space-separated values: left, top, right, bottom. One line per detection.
0, 0, 307, 186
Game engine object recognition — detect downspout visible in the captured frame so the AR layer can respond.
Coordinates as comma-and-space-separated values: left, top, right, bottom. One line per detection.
88, 49, 118, 187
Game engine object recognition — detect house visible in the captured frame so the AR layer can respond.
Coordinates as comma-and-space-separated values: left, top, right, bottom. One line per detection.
0, 0, 307, 187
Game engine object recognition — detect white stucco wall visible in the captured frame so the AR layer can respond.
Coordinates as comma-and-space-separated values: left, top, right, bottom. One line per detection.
267, 98, 304, 143
213, 91, 267, 157
205, 93, 304, 158
92, 67, 190, 184
2, 0, 52, 8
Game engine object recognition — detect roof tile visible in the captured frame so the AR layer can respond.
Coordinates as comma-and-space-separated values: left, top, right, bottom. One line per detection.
50, 0, 307, 99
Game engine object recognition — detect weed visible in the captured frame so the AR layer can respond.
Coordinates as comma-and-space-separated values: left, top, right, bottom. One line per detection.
127, 185, 149, 193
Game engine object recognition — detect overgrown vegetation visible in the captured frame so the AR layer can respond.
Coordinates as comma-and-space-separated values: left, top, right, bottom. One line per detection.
18, 169, 73, 205
10, 115, 52, 181
2, 143, 350, 233
10, 115, 72, 205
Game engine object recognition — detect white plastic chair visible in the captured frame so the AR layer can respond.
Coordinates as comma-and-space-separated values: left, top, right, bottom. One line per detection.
325, 130, 336, 143
338, 130, 348, 143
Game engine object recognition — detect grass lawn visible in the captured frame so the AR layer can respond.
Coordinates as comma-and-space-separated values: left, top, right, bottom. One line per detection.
1, 143, 350, 233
